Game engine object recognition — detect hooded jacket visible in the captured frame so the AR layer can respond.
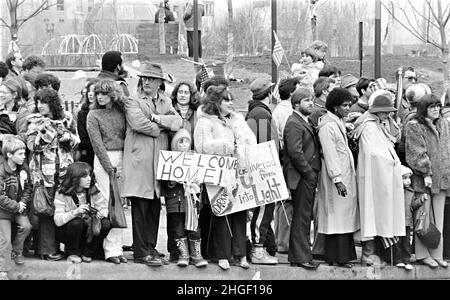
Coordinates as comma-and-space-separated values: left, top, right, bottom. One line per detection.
245, 100, 279, 152
353, 112, 405, 239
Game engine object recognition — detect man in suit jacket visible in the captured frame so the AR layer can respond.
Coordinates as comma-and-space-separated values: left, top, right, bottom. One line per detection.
283, 88, 321, 270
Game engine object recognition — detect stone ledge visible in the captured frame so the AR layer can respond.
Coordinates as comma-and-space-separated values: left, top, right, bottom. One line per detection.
8, 259, 450, 280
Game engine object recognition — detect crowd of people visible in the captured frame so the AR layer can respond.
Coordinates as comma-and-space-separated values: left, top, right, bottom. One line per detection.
0, 40, 450, 280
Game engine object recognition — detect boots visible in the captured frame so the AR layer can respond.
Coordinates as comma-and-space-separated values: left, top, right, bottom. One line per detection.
175, 238, 190, 267
189, 239, 208, 268
251, 244, 278, 265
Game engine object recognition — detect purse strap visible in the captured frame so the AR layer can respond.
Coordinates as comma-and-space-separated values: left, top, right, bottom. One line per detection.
33, 154, 45, 185
428, 189, 437, 225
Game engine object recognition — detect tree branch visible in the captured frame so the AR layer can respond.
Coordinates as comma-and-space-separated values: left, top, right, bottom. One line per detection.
443, 3, 450, 27
17, 1, 56, 28
425, 0, 440, 25
407, 0, 439, 29
382, 2, 441, 50
0, 17, 11, 28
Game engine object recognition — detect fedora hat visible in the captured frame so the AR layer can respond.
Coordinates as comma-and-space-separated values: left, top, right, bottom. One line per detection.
369, 90, 397, 113
138, 62, 170, 81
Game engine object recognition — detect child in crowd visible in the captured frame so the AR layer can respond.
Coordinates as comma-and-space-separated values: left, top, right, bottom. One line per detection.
393, 165, 414, 271
53, 162, 111, 264
0, 137, 33, 280
163, 128, 207, 268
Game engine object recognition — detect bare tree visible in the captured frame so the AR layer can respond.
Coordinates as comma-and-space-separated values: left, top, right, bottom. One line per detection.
310, 0, 319, 42
383, 0, 450, 88
0, 0, 56, 41
225, 0, 234, 76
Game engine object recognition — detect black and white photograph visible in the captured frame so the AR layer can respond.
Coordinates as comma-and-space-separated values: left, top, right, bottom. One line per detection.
0, 0, 450, 284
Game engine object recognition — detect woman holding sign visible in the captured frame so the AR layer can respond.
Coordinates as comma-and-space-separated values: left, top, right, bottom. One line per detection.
316, 88, 359, 268
194, 85, 256, 270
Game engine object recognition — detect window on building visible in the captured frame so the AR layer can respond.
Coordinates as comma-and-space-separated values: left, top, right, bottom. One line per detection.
57, 0, 64, 11
204, 1, 214, 16
88, 0, 94, 12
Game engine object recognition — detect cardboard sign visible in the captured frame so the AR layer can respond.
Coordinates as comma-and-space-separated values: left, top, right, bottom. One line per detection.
207, 140, 289, 216
156, 151, 237, 186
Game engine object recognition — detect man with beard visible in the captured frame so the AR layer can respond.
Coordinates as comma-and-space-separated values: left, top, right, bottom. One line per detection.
97, 51, 129, 97
283, 88, 321, 270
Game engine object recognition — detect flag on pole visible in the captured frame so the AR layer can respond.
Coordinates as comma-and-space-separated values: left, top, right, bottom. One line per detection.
272, 31, 284, 68
272, 78, 281, 104
200, 64, 210, 90
380, 236, 400, 249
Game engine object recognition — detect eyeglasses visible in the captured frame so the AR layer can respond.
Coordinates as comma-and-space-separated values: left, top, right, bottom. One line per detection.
406, 76, 417, 82
427, 104, 442, 110
143, 77, 158, 83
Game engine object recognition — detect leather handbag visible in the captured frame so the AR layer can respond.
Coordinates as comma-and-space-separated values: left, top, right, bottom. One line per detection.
32, 181, 54, 216
414, 192, 441, 249
31, 155, 54, 217
108, 170, 127, 228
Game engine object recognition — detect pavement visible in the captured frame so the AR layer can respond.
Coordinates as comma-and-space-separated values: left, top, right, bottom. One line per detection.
6, 206, 450, 280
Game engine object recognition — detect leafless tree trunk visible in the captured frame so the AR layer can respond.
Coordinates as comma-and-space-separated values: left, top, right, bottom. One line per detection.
310, 0, 318, 42
386, 1, 395, 55
225, 0, 234, 76
0, 0, 56, 41
159, 0, 166, 54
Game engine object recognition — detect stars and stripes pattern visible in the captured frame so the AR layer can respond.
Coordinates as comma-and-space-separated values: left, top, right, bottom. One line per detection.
200, 64, 210, 90
271, 78, 281, 104
272, 31, 284, 67
380, 236, 400, 249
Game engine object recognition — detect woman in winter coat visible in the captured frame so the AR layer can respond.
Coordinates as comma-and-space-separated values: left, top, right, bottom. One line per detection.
316, 88, 359, 268
194, 85, 257, 270
405, 94, 450, 269
54, 162, 111, 263
87, 79, 127, 264
27, 88, 79, 261
77, 79, 98, 167
353, 90, 405, 266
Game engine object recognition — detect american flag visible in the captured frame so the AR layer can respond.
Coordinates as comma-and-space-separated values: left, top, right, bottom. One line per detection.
200, 64, 210, 90
272, 31, 284, 67
380, 236, 400, 249
272, 78, 281, 104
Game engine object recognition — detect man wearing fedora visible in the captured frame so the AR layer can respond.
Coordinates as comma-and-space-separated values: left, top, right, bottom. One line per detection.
245, 77, 279, 265
122, 62, 182, 266
97, 50, 129, 97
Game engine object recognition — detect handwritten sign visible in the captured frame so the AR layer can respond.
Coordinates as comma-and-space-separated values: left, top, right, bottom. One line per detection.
156, 151, 237, 187
207, 140, 289, 216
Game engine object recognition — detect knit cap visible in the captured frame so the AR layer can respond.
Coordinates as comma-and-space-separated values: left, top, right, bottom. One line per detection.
171, 128, 192, 151
401, 165, 412, 176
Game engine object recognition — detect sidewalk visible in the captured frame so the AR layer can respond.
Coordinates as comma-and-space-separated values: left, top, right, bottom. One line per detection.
7, 207, 450, 280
